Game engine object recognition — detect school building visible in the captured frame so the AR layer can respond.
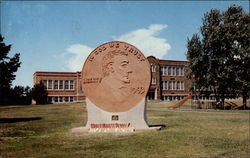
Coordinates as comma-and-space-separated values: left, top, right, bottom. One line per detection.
33, 56, 193, 103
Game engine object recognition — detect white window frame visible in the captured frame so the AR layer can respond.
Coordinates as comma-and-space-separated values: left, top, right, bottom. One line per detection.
167, 66, 171, 76
151, 64, 156, 72
173, 81, 176, 90
64, 80, 69, 90
181, 81, 185, 90
176, 67, 179, 76
59, 80, 64, 90
169, 81, 172, 90
162, 81, 168, 90
54, 80, 59, 90
59, 96, 63, 102
173, 67, 176, 76
177, 81, 180, 90
48, 80, 53, 90
69, 80, 74, 90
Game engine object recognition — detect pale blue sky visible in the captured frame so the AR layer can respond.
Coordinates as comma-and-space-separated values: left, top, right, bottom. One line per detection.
1, 1, 249, 87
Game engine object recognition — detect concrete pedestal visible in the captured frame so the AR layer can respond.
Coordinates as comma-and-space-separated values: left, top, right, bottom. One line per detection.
71, 98, 163, 133
86, 98, 149, 132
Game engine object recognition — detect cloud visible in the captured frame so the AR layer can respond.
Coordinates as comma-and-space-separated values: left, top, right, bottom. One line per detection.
66, 44, 93, 71
64, 24, 170, 71
113, 24, 171, 59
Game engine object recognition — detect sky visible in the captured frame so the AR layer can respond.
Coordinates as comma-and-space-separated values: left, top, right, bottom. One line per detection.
1, 1, 249, 87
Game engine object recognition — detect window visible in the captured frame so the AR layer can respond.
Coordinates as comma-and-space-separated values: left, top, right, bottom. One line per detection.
65, 80, 69, 90
163, 66, 168, 76
173, 96, 177, 101
151, 78, 156, 85
70, 80, 74, 90
48, 80, 53, 89
65, 96, 69, 102
161, 66, 168, 76
168, 81, 172, 90
59, 96, 63, 102
173, 67, 176, 76
54, 80, 59, 89
150, 64, 156, 72
69, 96, 73, 102
54, 96, 58, 102
168, 66, 171, 76
180, 81, 185, 90
42, 80, 48, 89
160, 67, 163, 75
59, 80, 63, 89
177, 96, 180, 100
165, 66, 168, 76
162, 81, 165, 90
176, 67, 179, 76
177, 81, 180, 90
169, 96, 173, 101
173, 81, 176, 90
162, 81, 168, 90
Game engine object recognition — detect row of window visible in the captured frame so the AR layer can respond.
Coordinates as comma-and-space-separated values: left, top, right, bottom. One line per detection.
162, 81, 185, 90
160, 66, 184, 76
150, 64, 185, 77
161, 95, 227, 101
162, 95, 186, 101
163, 95, 217, 101
162, 95, 223, 101
42, 80, 74, 90
48, 96, 74, 103
192, 96, 216, 100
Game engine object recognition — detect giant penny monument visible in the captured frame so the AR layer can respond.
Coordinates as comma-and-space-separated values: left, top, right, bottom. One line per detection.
82, 41, 151, 132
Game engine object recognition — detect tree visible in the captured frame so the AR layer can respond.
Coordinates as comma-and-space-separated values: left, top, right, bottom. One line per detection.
31, 82, 48, 104
222, 6, 250, 108
0, 34, 21, 105
12, 86, 32, 105
187, 5, 249, 108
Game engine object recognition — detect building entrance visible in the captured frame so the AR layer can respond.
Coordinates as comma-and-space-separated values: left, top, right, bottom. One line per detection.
147, 91, 155, 100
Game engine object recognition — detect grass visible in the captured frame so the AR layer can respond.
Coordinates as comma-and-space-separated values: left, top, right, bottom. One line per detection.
0, 102, 249, 158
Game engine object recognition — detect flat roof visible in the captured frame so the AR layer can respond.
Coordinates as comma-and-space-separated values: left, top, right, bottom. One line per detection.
34, 71, 80, 74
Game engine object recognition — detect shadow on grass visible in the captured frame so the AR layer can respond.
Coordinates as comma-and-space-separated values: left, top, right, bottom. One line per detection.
0, 117, 42, 123
149, 124, 167, 130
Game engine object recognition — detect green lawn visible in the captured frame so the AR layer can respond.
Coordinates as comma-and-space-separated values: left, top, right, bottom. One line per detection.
0, 102, 249, 158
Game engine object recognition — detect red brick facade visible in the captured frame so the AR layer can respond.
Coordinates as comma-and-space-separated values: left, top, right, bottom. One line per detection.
147, 56, 191, 101
33, 71, 85, 103
33, 56, 192, 103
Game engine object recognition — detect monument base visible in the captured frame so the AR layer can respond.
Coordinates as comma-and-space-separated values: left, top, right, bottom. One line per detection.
71, 125, 162, 134
71, 98, 166, 133
87, 98, 149, 132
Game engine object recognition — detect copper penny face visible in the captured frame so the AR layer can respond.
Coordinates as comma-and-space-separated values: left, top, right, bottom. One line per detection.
82, 41, 151, 112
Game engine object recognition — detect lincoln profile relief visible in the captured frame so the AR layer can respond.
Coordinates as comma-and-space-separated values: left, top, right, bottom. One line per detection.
96, 50, 133, 105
